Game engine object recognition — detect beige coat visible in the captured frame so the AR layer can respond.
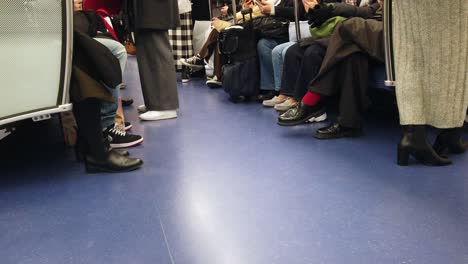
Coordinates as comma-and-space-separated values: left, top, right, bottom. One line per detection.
393, 1, 468, 128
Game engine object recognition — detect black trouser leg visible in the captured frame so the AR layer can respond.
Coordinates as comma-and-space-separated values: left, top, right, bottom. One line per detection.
73, 98, 107, 160
336, 53, 370, 128
293, 43, 327, 100
280, 43, 304, 97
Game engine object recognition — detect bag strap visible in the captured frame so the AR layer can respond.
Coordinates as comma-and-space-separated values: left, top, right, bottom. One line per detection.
96, 9, 120, 42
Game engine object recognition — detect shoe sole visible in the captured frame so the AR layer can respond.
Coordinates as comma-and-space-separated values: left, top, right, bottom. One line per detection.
85, 162, 143, 173
307, 113, 327, 123
314, 130, 363, 140
182, 79, 191, 83
263, 100, 287, 107
139, 113, 178, 121
110, 138, 144, 149
206, 82, 222, 89
180, 60, 205, 70
277, 109, 326, 127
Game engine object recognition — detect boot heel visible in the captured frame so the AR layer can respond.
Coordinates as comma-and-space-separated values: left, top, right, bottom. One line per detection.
75, 146, 84, 162
433, 135, 446, 155
397, 145, 410, 166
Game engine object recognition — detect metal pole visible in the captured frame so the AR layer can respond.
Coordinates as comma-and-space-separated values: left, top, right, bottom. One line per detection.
232, 0, 237, 21
293, 0, 301, 41
208, 0, 213, 18
383, 0, 395, 87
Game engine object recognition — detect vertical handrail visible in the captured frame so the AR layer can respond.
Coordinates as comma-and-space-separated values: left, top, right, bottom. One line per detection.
232, 0, 237, 22
208, 0, 213, 18
383, 0, 396, 87
62, 0, 73, 104
293, 0, 302, 41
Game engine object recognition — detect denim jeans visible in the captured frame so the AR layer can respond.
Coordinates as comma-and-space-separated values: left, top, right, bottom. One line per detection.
94, 38, 127, 129
272, 41, 295, 91
257, 38, 285, 91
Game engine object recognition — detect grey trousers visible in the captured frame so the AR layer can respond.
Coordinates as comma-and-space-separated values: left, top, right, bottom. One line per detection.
135, 29, 179, 111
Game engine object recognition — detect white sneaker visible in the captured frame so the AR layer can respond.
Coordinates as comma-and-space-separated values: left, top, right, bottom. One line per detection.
137, 105, 146, 113
274, 98, 297, 111
307, 112, 328, 123
139, 110, 177, 121
262, 96, 287, 107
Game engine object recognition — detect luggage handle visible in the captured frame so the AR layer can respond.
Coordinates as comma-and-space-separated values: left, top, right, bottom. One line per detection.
241, 7, 253, 24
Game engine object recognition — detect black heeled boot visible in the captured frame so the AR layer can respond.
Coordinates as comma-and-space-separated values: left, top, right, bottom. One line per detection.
433, 128, 468, 155
397, 125, 452, 166
278, 102, 326, 126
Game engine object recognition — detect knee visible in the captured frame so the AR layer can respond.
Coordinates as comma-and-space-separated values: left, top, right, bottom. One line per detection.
304, 46, 324, 61
272, 45, 284, 58
257, 39, 272, 57
116, 43, 127, 58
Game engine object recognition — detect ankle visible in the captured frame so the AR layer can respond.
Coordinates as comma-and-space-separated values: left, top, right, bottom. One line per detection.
302, 92, 321, 106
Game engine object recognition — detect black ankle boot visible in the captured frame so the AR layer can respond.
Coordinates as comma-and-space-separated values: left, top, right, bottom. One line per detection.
277, 102, 326, 126
397, 125, 452, 166
433, 128, 468, 155
75, 137, 129, 163
85, 150, 143, 173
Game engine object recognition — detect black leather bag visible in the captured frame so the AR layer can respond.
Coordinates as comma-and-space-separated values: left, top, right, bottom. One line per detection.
251, 16, 290, 41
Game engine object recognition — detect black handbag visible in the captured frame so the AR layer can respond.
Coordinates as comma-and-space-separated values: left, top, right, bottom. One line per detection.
251, 16, 290, 41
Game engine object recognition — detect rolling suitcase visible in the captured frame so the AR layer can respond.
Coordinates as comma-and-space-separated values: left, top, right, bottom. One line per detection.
219, 6, 259, 102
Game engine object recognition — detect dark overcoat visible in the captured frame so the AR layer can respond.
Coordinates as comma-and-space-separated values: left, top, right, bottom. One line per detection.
70, 12, 122, 103
133, 0, 180, 30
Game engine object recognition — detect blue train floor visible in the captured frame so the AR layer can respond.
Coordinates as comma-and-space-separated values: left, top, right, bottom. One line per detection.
1, 57, 467, 264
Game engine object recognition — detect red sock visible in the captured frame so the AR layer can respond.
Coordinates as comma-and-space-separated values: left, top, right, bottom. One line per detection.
301, 92, 321, 106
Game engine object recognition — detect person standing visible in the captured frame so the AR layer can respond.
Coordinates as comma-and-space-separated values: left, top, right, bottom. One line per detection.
169, 0, 195, 83
393, 0, 467, 166
131, 0, 181, 121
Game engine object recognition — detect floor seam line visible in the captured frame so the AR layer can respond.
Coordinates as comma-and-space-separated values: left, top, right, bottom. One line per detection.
156, 200, 176, 264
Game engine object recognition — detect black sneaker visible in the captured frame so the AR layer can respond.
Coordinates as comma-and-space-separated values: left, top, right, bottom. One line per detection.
121, 97, 133, 107
124, 122, 132, 131
277, 102, 326, 126
104, 125, 143, 148
180, 55, 206, 70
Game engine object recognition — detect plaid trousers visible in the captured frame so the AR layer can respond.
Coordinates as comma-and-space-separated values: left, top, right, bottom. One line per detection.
168, 12, 194, 70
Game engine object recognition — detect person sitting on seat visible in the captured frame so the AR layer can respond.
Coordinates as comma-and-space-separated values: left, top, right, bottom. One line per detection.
74, 0, 143, 149
266, 1, 378, 113
72, 8, 143, 173
277, 2, 384, 140
179, 0, 260, 88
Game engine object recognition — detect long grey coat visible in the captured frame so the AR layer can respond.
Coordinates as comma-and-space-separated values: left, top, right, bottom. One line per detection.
393, 1, 468, 128
133, 0, 180, 30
